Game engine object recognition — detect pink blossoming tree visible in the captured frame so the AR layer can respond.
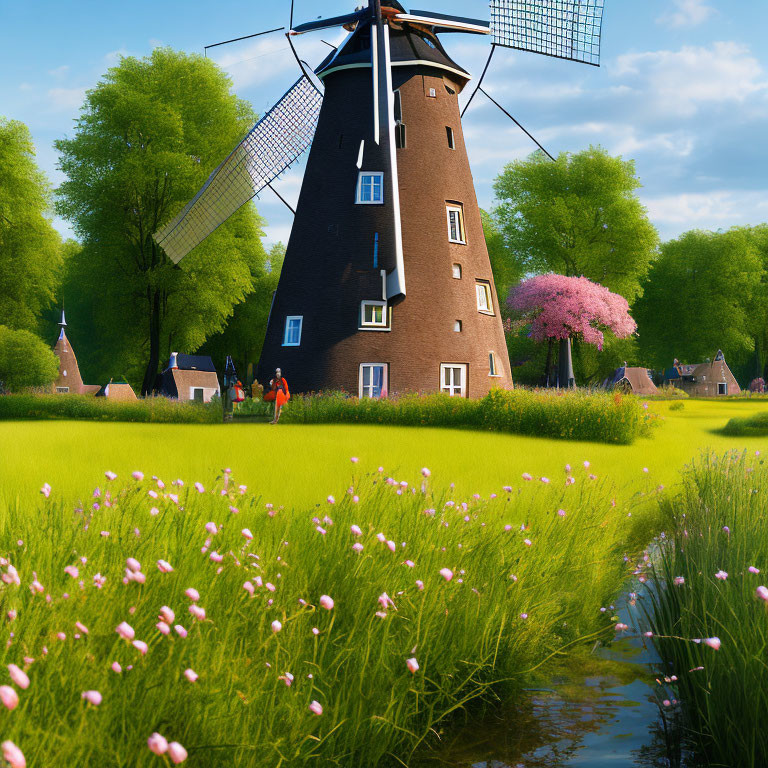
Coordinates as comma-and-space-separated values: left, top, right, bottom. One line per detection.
507, 274, 637, 387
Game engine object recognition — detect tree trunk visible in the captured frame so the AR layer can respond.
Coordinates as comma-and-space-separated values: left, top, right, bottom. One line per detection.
141, 290, 162, 396
543, 338, 554, 387
558, 337, 575, 389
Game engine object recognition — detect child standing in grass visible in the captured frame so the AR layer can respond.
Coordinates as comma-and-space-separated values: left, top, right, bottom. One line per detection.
265, 368, 290, 424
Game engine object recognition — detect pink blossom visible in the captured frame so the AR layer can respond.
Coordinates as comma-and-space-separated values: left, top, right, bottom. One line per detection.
132, 471, 144, 481
241, 528, 253, 540
406, 657, 419, 674
116, 622, 135, 641
378, 592, 396, 610
174, 625, 188, 638
749, 566, 760, 574
715, 570, 728, 581
7, 664, 28, 690
64, 565, 79, 579
81, 690, 102, 706
309, 700, 323, 715
167, 742, 188, 764
185, 588, 200, 602
421, 467, 431, 477
156, 621, 170, 635
415, 580, 424, 590
614, 623, 629, 632
0, 686, 18, 710
350, 457, 359, 463
756, 585, 768, 602
195, 482, 205, 494
105, 471, 117, 481
111, 662, 122, 673
2, 740, 26, 768
521, 473, 532, 481
75, 621, 89, 635
40, 483, 51, 498
189, 605, 206, 621
439, 568, 453, 582
158, 606, 175, 624
184, 668, 198, 682
319, 595, 334, 610
703, 637, 721, 650
352, 542, 364, 552
271, 620, 282, 633
132, 640, 148, 655
157, 559, 173, 573
126, 558, 141, 573
350, 524, 363, 536
673, 577, 685, 586
147, 733, 168, 755
243, 581, 255, 596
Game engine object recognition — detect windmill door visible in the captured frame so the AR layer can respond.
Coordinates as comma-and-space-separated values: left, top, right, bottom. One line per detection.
440, 364, 467, 397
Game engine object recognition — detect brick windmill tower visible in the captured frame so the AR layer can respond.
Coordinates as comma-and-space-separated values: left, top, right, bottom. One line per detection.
155, 1, 605, 398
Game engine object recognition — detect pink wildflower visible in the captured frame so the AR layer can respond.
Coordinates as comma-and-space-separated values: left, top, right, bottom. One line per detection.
0, 686, 19, 710
8, 664, 29, 690
116, 622, 135, 641
185, 588, 200, 601
309, 700, 323, 715
439, 568, 454, 582
147, 733, 168, 755
703, 637, 721, 650
81, 690, 102, 706
157, 560, 173, 573
184, 669, 198, 683
2, 740, 26, 768
319, 595, 334, 610
167, 742, 188, 764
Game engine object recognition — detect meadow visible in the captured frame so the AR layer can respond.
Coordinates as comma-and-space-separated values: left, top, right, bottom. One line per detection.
0, 398, 767, 767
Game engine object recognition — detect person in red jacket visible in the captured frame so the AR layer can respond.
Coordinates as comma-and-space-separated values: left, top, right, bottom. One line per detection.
264, 368, 290, 424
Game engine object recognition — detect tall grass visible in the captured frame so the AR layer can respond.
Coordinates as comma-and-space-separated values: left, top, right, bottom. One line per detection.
0, 394, 220, 423
0, 463, 652, 767
282, 389, 651, 444
644, 451, 768, 768
721, 410, 768, 436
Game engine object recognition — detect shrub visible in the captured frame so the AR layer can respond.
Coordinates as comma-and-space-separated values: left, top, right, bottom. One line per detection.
281, 388, 649, 444
0, 326, 59, 392
651, 386, 689, 400
0, 393, 220, 423
669, 401, 685, 411
720, 410, 768, 436
644, 451, 768, 768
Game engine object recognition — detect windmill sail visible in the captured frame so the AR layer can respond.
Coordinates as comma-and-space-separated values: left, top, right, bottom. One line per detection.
490, 0, 605, 66
154, 76, 323, 263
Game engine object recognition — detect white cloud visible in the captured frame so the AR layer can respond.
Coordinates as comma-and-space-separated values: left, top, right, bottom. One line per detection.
48, 65, 70, 79
657, 0, 715, 28
47, 86, 87, 112
612, 42, 768, 117
642, 190, 768, 227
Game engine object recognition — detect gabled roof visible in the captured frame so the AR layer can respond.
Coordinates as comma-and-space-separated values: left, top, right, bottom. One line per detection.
605, 367, 658, 395
174, 354, 216, 373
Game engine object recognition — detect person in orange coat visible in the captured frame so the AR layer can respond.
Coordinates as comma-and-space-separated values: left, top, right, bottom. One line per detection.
264, 368, 290, 424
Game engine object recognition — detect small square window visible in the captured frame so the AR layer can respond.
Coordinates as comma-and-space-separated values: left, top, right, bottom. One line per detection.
283, 316, 303, 346
440, 363, 467, 397
454, 320, 462, 333
476, 282, 493, 314
356, 172, 384, 204
446, 126, 455, 149
452, 263, 462, 279
428, 87, 436, 98
446, 205, 465, 244
361, 301, 387, 328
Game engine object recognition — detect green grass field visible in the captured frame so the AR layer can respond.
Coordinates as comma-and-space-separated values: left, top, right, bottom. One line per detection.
2, 399, 767, 510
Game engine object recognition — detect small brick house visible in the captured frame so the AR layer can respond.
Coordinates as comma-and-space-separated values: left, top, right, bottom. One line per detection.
604, 366, 658, 396
155, 353, 220, 403
663, 350, 741, 396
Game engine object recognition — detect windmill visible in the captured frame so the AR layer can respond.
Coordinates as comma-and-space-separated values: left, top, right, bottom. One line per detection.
154, 0, 605, 398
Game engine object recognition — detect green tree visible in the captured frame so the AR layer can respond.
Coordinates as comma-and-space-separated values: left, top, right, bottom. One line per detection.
491, 146, 659, 303
55, 48, 266, 395
199, 242, 285, 381
634, 228, 764, 374
0, 325, 59, 392
0, 118, 62, 331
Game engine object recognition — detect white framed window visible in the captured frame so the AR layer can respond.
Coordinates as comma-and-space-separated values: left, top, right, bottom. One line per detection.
56, 386, 69, 393
475, 281, 494, 314
359, 363, 388, 398
191, 387, 204, 402
718, 382, 727, 395
361, 300, 387, 328
446, 205, 465, 244
452, 263, 462, 279
356, 172, 384, 204
440, 364, 467, 397
446, 126, 455, 149
454, 320, 462, 333
489, 352, 501, 376
283, 315, 303, 346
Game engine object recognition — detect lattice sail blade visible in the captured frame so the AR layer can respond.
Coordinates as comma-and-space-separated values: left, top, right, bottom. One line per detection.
490, 0, 605, 66
154, 76, 323, 263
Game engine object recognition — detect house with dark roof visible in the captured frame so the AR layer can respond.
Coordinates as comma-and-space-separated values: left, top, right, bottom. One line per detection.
663, 350, 741, 396
95, 380, 138, 401
603, 366, 658, 396
155, 352, 220, 402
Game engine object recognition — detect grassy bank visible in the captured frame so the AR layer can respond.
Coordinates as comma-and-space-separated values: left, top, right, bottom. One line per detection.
0, 394, 220, 423
0, 464, 652, 767
281, 389, 652, 445
721, 409, 768, 436
645, 451, 768, 767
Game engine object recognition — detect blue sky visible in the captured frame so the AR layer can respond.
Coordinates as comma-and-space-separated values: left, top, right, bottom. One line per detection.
2, 0, 767, 247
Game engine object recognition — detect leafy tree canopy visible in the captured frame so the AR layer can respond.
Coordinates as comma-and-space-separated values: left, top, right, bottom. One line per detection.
0, 325, 59, 392
491, 146, 659, 303
55, 48, 267, 394
634, 227, 763, 372
0, 118, 63, 331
